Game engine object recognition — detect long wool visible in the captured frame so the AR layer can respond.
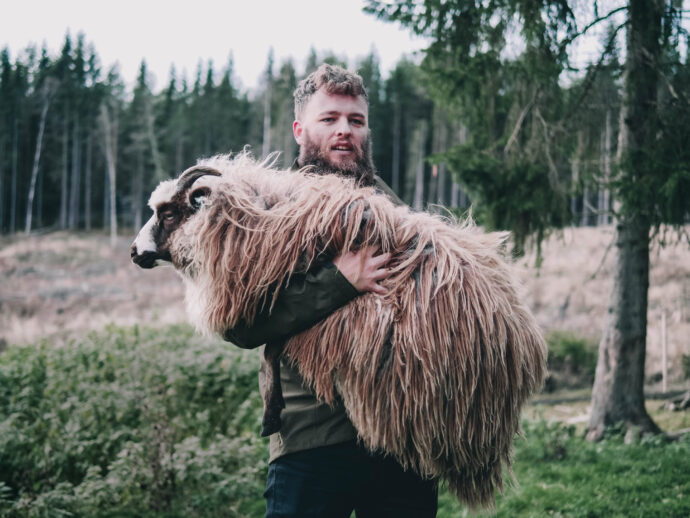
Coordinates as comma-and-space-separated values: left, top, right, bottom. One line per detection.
167, 153, 547, 507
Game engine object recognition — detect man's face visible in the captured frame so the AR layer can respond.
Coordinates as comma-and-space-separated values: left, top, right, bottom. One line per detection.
293, 89, 370, 173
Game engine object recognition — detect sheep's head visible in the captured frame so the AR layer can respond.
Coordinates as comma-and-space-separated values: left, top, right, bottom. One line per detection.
130, 165, 221, 269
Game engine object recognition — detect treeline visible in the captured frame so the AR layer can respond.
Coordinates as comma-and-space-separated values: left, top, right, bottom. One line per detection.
0, 34, 466, 237
1, 29, 659, 240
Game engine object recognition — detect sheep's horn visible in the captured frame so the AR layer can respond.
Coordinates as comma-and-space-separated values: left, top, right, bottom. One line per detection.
177, 166, 222, 193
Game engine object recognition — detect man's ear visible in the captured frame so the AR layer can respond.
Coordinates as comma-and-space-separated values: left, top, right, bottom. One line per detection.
293, 120, 303, 145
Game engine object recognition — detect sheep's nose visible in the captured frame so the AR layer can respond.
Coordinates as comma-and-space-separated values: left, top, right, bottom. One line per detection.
130, 243, 137, 258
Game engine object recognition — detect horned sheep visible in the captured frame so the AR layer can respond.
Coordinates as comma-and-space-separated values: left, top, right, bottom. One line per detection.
130, 153, 547, 507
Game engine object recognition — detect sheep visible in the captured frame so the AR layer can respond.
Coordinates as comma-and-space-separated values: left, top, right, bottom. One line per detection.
130, 153, 547, 508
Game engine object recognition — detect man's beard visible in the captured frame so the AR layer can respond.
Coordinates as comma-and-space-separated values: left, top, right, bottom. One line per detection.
297, 130, 376, 187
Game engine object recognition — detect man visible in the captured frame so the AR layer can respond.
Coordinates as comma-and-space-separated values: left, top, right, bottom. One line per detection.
225, 64, 438, 518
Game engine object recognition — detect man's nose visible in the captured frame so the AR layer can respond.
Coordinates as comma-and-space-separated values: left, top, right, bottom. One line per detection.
335, 118, 352, 136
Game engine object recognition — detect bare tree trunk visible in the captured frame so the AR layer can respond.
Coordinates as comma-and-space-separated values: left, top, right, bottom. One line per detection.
68, 115, 81, 229
572, 130, 583, 226
100, 103, 118, 248
581, 186, 589, 226
103, 162, 109, 230
451, 183, 459, 209
25, 95, 51, 234
175, 133, 184, 175
587, 0, 663, 440
282, 101, 296, 167
437, 109, 449, 206
262, 81, 272, 158
391, 99, 401, 194
10, 119, 18, 233
145, 98, 165, 182
133, 150, 143, 231
0, 138, 5, 233
412, 121, 427, 211
427, 109, 441, 206
84, 133, 93, 231
450, 122, 467, 209
37, 163, 43, 228
588, 217, 660, 438
60, 108, 69, 229
598, 109, 612, 226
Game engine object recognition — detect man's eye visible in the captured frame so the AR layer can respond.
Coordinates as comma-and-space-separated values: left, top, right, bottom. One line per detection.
321, 117, 334, 123
350, 119, 364, 126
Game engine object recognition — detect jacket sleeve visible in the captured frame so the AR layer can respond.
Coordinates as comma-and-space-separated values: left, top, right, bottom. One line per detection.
223, 262, 359, 349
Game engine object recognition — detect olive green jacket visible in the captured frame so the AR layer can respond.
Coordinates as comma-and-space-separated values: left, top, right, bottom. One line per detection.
224, 175, 402, 462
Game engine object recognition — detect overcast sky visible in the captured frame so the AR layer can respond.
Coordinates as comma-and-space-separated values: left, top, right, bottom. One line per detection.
1, 0, 427, 93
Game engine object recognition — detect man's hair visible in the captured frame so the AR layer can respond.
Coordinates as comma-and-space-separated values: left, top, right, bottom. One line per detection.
293, 63, 368, 118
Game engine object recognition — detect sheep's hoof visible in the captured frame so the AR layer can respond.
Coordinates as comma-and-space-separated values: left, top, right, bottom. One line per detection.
261, 412, 282, 437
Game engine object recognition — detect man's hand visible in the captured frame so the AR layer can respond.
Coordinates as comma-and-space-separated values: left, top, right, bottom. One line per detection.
333, 246, 391, 295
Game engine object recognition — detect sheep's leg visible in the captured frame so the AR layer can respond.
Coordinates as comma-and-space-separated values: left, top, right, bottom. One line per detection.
261, 339, 286, 437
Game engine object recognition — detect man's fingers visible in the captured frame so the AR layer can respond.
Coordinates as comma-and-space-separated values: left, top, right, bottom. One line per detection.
368, 251, 391, 268
370, 268, 389, 281
369, 282, 387, 295
367, 251, 391, 269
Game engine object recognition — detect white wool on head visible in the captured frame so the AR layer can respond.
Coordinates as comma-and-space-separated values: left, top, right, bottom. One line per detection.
148, 180, 178, 210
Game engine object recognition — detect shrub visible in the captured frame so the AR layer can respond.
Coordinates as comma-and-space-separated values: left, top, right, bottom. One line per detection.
0, 324, 267, 517
543, 331, 598, 391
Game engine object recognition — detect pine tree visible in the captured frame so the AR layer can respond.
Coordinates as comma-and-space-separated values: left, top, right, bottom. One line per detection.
366, 0, 690, 438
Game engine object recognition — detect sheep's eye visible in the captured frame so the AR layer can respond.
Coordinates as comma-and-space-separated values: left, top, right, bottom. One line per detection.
161, 211, 175, 222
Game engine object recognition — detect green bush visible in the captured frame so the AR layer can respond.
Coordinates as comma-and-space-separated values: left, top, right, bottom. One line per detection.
543, 331, 598, 391
0, 324, 267, 517
3, 325, 689, 518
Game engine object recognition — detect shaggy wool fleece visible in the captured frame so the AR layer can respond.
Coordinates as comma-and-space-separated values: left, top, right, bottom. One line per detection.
165, 153, 547, 507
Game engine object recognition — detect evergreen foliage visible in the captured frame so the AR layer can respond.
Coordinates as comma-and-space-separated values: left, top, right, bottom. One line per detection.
364, 0, 690, 440
0, 38, 454, 235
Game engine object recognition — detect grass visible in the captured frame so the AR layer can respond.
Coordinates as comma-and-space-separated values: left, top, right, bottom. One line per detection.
437, 420, 690, 518
1, 324, 689, 517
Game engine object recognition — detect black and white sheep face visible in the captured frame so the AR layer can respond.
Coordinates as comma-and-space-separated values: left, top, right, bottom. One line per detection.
131, 180, 178, 268
130, 166, 220, 269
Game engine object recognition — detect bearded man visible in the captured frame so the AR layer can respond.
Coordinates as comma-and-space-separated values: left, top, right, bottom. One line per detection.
225, 64, 438, 518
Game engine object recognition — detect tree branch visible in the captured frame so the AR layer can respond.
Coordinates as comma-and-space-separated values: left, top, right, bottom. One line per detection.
534, 107, 560, 188
565, 21, 627, 120
559, 6, 628, 51
640, 47, 690, 109
589, 233, 616, 280
504, 88, 541, 154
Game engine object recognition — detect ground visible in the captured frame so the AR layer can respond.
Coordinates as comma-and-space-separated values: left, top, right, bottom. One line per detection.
1, 226, 689, 517
1, 225, 689, 385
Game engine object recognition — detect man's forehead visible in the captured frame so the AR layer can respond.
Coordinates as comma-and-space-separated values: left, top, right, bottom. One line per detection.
304, 88, 368, 117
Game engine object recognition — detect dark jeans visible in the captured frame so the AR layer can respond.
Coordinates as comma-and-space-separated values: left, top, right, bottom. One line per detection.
264, 441, 438, 518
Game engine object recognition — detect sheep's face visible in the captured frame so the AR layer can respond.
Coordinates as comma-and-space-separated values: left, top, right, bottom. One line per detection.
130, 166, 220, 269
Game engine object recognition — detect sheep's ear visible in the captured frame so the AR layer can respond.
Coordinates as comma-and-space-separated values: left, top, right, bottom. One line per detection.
189, 186, 211, 211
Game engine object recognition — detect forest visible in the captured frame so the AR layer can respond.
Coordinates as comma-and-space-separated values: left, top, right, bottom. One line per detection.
0, 39, 462, 238
1, 0, 690, 516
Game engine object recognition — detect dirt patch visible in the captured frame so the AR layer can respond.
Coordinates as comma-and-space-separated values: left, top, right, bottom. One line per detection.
0, 231, 186, 345
1, 226, 689, 383
516, 225, 690, 383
